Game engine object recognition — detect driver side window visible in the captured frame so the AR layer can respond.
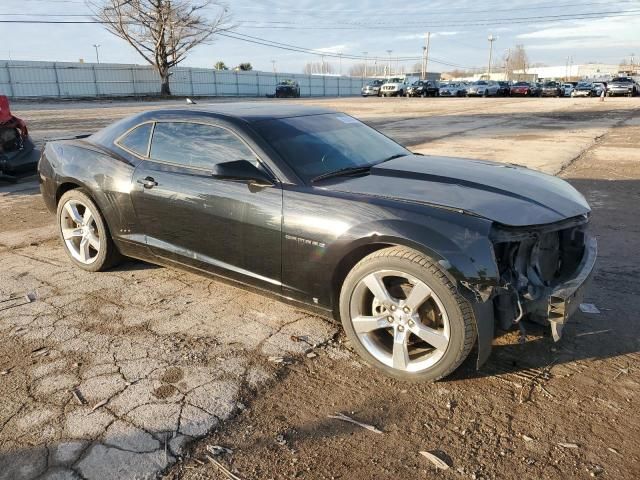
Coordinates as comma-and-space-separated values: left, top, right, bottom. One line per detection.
150, 122, 257, 170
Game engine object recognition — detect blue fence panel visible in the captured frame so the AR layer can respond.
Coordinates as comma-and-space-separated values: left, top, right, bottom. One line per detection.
0, 59, 381, 99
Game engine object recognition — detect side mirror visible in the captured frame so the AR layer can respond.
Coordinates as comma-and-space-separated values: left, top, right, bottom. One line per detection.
212, 160, 274, 187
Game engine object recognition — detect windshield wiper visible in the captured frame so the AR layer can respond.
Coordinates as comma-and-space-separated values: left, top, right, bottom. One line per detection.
311, 165, 373, 183
379, 153, 409, 163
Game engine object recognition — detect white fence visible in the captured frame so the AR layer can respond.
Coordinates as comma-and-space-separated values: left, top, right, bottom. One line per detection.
0, 60, 371, 99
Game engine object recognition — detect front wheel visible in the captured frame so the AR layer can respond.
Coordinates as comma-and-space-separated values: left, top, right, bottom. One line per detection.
57, 189, 122, 272
339, 247, 476, 381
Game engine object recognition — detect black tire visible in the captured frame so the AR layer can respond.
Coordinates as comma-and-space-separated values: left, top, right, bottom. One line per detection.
57, 189, 122, 272
339, 247, 477, 382
483, 89, 488, 98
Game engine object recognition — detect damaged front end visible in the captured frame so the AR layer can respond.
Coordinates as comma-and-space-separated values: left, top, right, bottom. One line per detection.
490, 214, 597, 340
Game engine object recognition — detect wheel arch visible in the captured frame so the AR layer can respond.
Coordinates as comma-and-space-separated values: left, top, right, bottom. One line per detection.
56, 181, 84, 205
328, 228, 498, 370
329, 236, 457, 318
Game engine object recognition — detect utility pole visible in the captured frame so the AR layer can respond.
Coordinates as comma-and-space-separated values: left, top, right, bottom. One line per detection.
92, 44, 101, 64
386, 50, 393, 77
271, 59, 276, 73
423, 32, 431, 80
505, 48, 511, 81
338, 52, 343, 76
487, 34, 496, 79
362, 52, 368, 80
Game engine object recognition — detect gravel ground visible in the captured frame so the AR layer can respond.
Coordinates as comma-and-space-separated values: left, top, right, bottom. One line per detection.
0, 96, 638, 480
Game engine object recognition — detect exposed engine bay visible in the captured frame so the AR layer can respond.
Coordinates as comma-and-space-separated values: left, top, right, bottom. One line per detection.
490, 214, 596, 340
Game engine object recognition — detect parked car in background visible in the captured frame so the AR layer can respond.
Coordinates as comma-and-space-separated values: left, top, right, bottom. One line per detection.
510, 81, 536, 96
562, 83, 575, 97
439, 82, 468, 97
275, 80, 300, 98
361, 79, 384, 97
466, 80, 500, 97
606, 77, 638, 97
571, 82, 594, 97
541, 81, 563, 97
407, 80, 439, 97
38, 104, 597, 381
0, 95, 40, 181
592, 82, 607, 97
496, 81, 511, 96
381, 77, 410, 97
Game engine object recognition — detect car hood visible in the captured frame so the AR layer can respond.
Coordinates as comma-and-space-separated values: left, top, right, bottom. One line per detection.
321, 155, 590, 227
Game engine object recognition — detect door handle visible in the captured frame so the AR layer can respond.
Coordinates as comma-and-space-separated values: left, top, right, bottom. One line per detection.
137, 176, 158, 189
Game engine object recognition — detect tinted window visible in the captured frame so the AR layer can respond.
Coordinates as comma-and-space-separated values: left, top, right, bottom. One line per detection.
119, 123, 152, 156
150, 122, 256, 170
253, 113, 408, 182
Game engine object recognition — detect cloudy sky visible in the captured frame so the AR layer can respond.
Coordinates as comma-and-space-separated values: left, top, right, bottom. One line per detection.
2, 0, 639, 73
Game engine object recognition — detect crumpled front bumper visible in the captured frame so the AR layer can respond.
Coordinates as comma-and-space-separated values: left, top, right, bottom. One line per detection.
547, 235, 598, 341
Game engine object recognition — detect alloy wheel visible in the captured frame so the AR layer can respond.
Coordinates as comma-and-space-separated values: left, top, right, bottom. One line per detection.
349, 269, 450, 373
60, 199, 101, 264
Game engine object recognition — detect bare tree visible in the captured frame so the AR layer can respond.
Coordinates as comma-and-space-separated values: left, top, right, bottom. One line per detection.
505, 44, 529, 76
303, 61, 334, 75
89, 0, 233, 95
349, 63, 366, 77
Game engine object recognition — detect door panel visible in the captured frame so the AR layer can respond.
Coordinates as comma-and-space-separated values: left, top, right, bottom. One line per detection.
128, 120, 282, 290
131, 160, 282, 289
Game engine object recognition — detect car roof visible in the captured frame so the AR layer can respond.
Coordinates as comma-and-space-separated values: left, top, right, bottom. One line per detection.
89, 103, 338, 147
134, 103, 336, 124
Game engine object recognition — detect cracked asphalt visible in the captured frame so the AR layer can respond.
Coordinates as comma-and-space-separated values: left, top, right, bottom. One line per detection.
1, 96, 639, 480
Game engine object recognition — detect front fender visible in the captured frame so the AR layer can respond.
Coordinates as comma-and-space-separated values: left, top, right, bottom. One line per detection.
324, 215, 499, 368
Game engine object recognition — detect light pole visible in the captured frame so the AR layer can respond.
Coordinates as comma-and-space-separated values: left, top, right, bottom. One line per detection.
271, 59, 276, 73
338, 52, 343, 76
487, 34, 496, 79
386, 50, 393, 76
423, 32, 431, 80
92, 44, 101, 64
362, 51, 368, 81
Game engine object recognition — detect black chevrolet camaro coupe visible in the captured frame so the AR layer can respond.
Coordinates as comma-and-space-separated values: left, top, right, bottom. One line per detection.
38, 104, 597, 381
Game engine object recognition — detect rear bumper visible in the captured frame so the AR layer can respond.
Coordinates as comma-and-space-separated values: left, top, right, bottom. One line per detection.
547, 235, 598, 340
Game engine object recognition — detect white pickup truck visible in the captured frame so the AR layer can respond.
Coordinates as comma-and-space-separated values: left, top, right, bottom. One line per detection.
380, 76, 419, 97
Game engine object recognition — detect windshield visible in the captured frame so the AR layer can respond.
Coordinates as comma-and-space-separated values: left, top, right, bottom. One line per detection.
252, 113, 409, 183
611, 77, 631, 83
577, 82, 592, 87
387, 78, 403, 83
412, 81, 423, 86
514, 82, 529, 86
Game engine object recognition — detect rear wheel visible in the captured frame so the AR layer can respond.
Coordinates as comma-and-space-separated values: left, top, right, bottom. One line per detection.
57, 189, 122, 272
339, 247, 476, 381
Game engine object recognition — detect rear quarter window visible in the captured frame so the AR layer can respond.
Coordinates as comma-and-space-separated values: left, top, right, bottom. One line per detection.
117, 123, 153, 157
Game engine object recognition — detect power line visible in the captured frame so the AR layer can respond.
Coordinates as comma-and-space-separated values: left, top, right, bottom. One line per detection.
235, 9, 640, 29
2, 8, 639, 28
218, 31, 474, 69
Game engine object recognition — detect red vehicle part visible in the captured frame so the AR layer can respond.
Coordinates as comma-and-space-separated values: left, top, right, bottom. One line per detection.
0, 95, 28, 136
